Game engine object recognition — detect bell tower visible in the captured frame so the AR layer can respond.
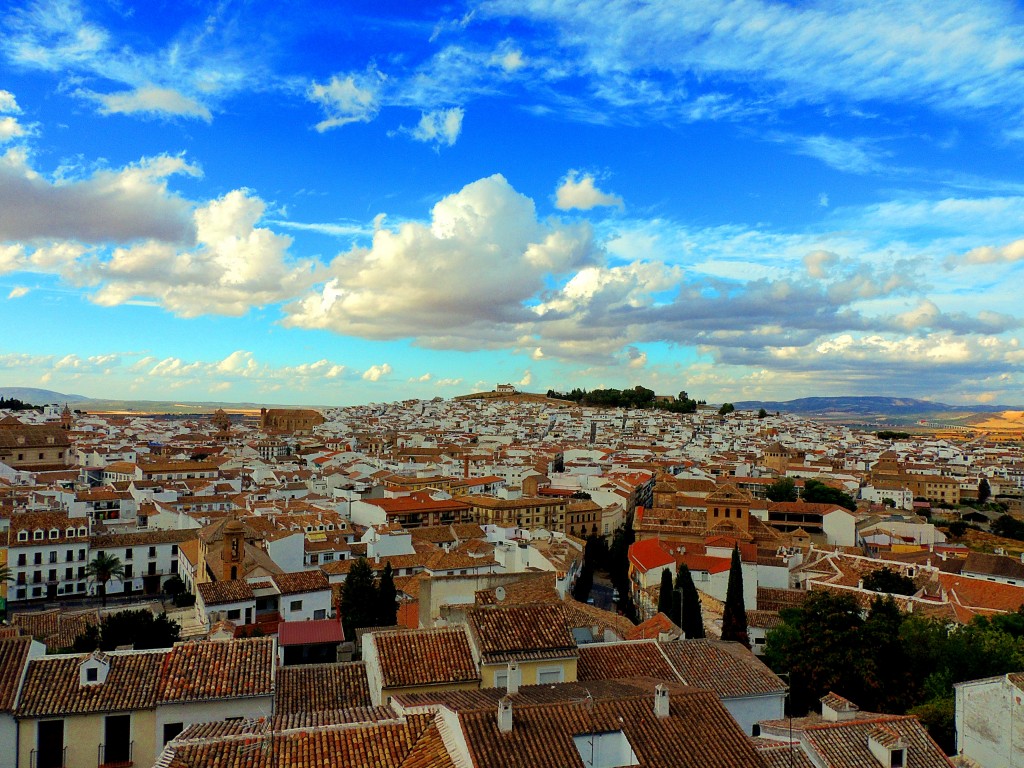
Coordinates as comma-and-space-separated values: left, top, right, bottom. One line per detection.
222, 517, 245, 581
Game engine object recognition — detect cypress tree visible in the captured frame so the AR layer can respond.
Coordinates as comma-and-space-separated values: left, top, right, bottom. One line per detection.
721, 546, 749, 647
340, 557, 377, 640
377, 561, 398, 626
978, 476, 991, 505
676, 565, 704, 639
657, 568, 674, 617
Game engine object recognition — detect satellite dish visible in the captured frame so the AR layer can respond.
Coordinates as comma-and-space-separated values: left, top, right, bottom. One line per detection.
495, 586, 506, 602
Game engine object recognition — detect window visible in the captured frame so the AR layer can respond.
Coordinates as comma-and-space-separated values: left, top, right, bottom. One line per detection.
290, 599, 303, 611
34, 530, 43, 540
227, 609, 241, 620
149, 547, 157, 558
171, 545, 178, 555
49, 551, 57, 563
124, 548, 132, 560
66, 528, 75, 538
86, 667, 98, 682
17, 531, 27, 542
65, 551, 73, 562
537, 667, 564, 684
33, 553, 41, 565
65, 568, 72, 580
49, 529, 58, 540
78, 549, 86, 561
314, 609, 326, 620
17, 553, 26, 566
123, 565, 133, 578
163, 722, 184, 745
77, 527, 87, 536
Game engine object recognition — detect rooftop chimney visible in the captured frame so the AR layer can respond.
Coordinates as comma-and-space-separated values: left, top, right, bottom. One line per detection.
654, 684, 670, 718
506, 662, 520, 695
498, 696, 513, 733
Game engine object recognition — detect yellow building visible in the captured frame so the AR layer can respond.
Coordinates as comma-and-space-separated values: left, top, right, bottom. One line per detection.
466, 603, 579, 688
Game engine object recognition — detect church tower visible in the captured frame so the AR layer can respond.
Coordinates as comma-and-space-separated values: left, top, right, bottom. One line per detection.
60, 404, 73, 431
221, 518, 245, 581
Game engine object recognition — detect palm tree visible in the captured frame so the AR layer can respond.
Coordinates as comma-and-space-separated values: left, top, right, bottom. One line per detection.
85, 553, 125, 607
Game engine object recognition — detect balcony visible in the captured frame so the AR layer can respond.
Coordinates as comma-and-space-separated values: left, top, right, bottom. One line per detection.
98, 740, 133, 768
29, 747, 67, 768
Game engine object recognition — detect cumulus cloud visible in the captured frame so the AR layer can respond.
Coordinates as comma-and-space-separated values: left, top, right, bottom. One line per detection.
82, 85, 213, 121
362, 363, 392, 381
70, 189, 319, 316
959, 238, 1024, 266
0, 91, 20, 113
411, 107, 464, 146
0, 149, 199, 244
284, 174, 596, 344
308, 69, 384, 132
0, 117, 28, 143
555, 171, 624, 211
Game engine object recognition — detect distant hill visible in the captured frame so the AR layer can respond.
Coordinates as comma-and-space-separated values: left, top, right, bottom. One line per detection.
0, 387, 90, 404
733, 396, 1018, 418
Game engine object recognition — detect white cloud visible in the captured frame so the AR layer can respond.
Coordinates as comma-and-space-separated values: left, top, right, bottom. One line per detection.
7, 285, 29, 299
308, 70, 383, 132
486, 0, 1024, 121
0, 149, 199, 244
362, 363, 392, 382
83, 85, 212, 121
0, 117, 28, 143
73, 189, 319, 316
555, 171, 623, 211
0, 91, 21, 113
518, 369, 532, 387
818, 193, 829, 208
784, 134, 889, 174
959, 238, 1024, 266
284, 174, 596, 345
411, 107, 464, 146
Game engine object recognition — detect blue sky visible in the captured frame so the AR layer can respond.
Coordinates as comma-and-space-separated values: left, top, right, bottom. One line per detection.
2, 0, 1024, 406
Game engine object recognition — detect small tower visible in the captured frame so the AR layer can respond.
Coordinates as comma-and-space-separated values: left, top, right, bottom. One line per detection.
60, 404, 73, 431
221, 517, 245, 581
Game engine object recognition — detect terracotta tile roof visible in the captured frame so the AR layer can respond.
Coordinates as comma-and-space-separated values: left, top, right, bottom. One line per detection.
275, 662, 372, 715
628, 537, 675, 573
18, 650, 166, 716
577, 640, 679, 681
625, 613, 682, 641
164, 714, 453, 768
89, 528, 197, 549
801, 715, 954, 768
455, 684, 765, 768
373, 627, 480, 688
11, 608, 99, 652
159, 637, 275, 702
273, 569, 330, 595
658, 639, 786, 699
939, 572, 1024, 613
756, 741, 816, 768
756, 586, 810, 612
197, 579, 254, 605
475, 572, 559, 606
278, 618, 344, 646
561, 598, 636, 640
0, 636, 34, 712
466, 603, 578, 663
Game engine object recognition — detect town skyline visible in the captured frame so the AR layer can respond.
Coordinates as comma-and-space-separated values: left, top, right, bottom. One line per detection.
3, 1, 1024, 406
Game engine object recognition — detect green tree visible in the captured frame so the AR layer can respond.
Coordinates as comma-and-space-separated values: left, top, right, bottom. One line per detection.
766, 477, 798, 503
72, 609, 180, 652
978, 477, 991, 505
862, 567, 918, 596
657, 568, 674, 617
802, 478, 857, 511
340, 557, 378, 639
721, 547, 749, 647
758, 407, 768, 419
675, 565, 704, 639
85, 552, 125, 607
376, 562, 398, 626
670, 587, 682, 628
859, 596, 916, 713
993, 514, 1024, 541
717, 403, 735, 416
764, 591, 866, 714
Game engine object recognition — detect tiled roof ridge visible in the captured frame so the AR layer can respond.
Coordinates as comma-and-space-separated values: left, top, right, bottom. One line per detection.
803, 714, 912, 731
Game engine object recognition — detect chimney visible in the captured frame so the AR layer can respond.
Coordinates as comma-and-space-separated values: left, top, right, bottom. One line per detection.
654, 684, 670, 718
497, 696, 513, 733
506, 662, 520, 695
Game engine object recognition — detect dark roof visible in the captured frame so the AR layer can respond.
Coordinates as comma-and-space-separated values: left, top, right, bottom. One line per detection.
658, 639, 787, 699
577, 641, 679, 682
278, 618, 344, 646
466, 603, 578, 663
0, 637, 34, 712
275, 662, 372, 715
372, 628, 480, 688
